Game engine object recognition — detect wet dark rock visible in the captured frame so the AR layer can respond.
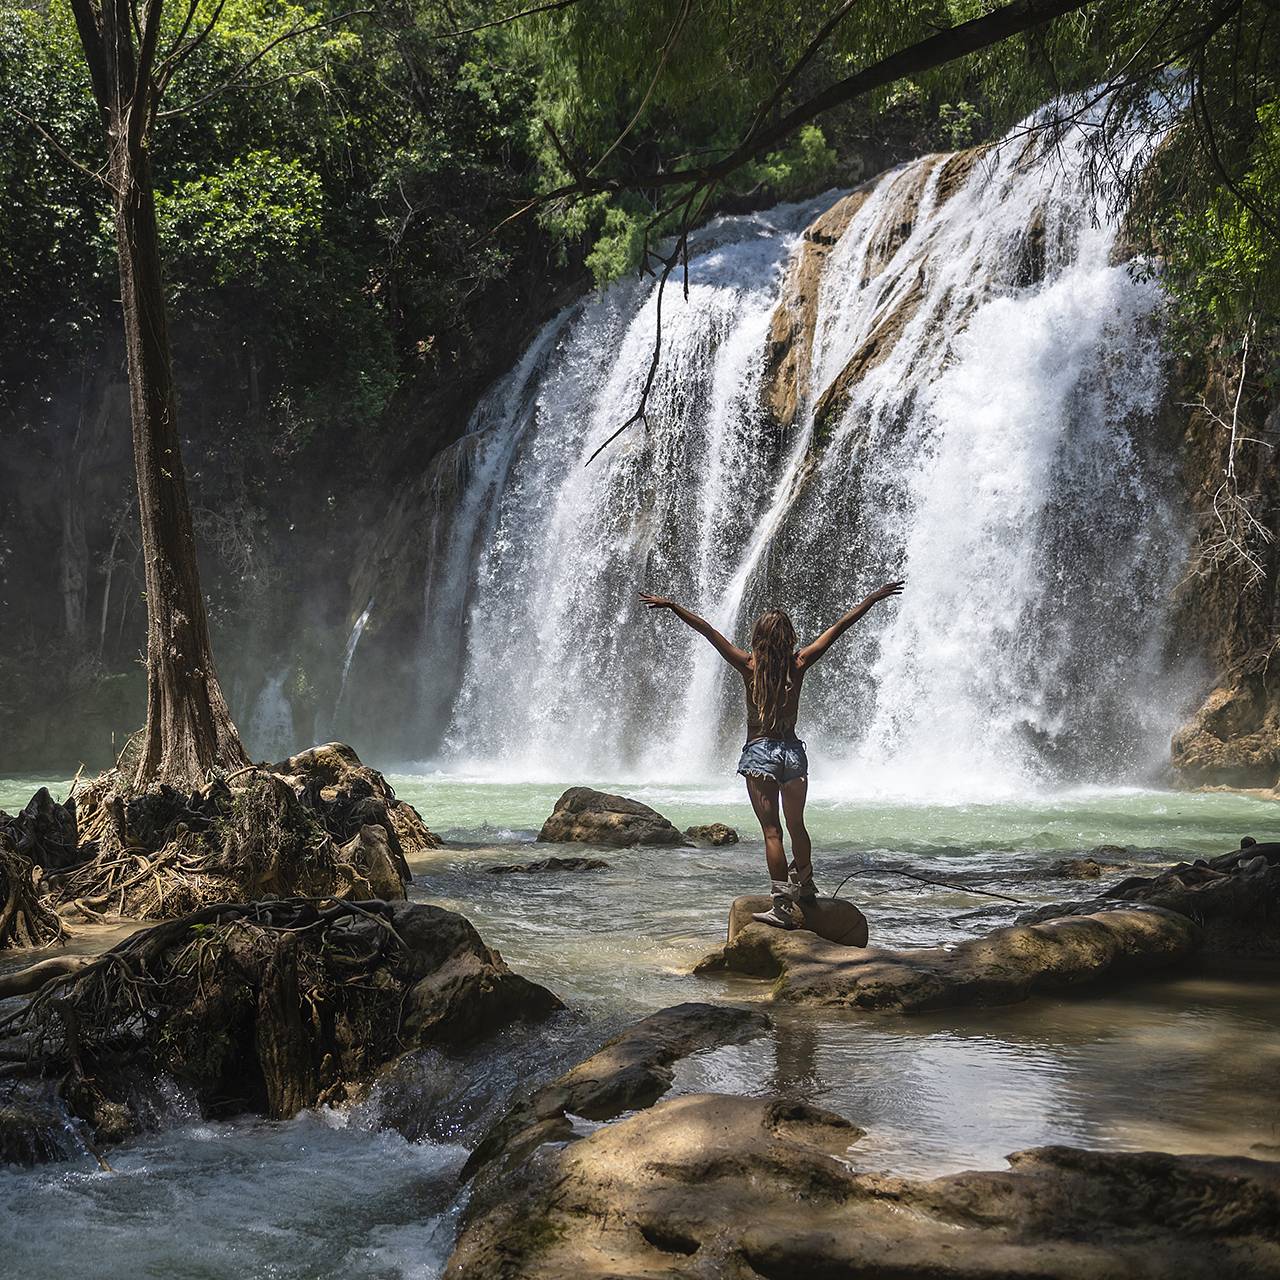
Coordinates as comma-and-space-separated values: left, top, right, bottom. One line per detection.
695, 906, 1199, 1009
538, 788, 686, 848
1024, 837, 1280, 956
684, 823, 739, 846
0, 787, 79, 871
1050, 854, 1130, 879
460, 1002, 770, 1182
486, 855, 610, 874
0, 899, 561, 1158
448, 1092, 1280, 1280
0, 1083, 78, 1166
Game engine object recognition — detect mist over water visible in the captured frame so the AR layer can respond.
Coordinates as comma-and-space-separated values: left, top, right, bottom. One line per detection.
420, 105, 1189, 795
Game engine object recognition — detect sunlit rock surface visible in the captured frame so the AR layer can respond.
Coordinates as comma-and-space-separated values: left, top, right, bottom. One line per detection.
448, 1092, 1280, 1280
726, 894, 868, 946
538, 788, 686, 847
695, 907, 1199, 1008
684, 822, 739, 846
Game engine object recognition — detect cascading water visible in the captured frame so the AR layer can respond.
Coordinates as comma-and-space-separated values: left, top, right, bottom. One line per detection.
428, 102, 1189, 795
247, 668, 297, 762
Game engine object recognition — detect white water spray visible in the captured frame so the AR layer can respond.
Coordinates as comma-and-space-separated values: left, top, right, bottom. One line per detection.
428, 104, 1188, 795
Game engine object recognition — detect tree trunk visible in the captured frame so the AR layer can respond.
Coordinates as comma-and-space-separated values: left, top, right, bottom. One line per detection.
112, 150, 248, 786
72, 0, 248, 789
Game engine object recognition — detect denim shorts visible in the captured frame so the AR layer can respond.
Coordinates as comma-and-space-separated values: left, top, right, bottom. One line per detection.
737, 737, 808, 785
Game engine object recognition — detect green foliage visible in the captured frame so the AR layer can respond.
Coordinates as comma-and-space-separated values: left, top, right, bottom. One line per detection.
1154, 101, 1280, 372
157, 152, 325, 290
938, 101, 982, 150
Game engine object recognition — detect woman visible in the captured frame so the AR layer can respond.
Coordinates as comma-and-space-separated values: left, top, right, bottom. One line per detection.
641, 583, 905, 928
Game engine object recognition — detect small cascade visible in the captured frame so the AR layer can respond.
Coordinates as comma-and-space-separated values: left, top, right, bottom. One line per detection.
421, 99, 1189, 794
336, 598, 375, 714
247, 668, 296, 762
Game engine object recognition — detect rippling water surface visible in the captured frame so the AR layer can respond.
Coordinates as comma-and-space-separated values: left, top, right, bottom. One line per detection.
2, 774, 1278, 1277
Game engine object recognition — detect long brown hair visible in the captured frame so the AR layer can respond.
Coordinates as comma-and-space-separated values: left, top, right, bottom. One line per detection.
750, 609, 798, 733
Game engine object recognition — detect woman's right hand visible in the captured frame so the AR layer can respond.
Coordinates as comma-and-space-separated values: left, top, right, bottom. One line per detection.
640, 592, 673, 610
868, 580, 905, 602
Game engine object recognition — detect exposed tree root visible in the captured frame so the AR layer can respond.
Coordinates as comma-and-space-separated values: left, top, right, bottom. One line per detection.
40, 742, 436, 924
0, 837, 65, 950
0, 897, 561, 1151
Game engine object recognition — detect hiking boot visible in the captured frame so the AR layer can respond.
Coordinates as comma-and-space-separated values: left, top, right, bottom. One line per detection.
788, 868, 818, 904
752, 882, 801, 930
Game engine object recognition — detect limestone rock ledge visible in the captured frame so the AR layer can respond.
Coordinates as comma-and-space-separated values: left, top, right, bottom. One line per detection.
1021, 839, 1280, 957
447, 1092, 1280, 1280
460, 1001, 770, 1181
694, 906, 1199, 1009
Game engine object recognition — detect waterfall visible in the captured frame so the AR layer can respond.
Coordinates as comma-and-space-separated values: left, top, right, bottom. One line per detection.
247, 668, 296, 762
427, 101, 1188, 795
333, 598, 374, 723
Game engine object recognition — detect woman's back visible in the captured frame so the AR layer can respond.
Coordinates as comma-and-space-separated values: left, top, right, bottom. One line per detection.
742, 655, 804, 743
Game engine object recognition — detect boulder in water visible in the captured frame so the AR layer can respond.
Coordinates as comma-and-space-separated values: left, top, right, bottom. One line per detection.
270, 741, 442, 856
685, 823, 739, 846
727, 894, 868, 946
1050, 854, 1130, 879
448, 1091, 1280, 1280
538, 788, 686, 847
695, 906, 1198, 1009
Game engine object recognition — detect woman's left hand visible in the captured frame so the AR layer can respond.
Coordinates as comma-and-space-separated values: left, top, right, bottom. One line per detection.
640, 592, 673, 610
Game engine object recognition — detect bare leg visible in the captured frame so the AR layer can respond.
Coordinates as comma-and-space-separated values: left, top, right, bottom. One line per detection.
745, 774, 787, 882
780, 777, 812, 880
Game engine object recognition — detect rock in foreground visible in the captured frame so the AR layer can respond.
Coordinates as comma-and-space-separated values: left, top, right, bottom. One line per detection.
462, 1001, 769, 1181
0, 899, 560, 1156
448, 1092, 1280, 1279
695, 906, 1198, 1009
538, 788, 685, 847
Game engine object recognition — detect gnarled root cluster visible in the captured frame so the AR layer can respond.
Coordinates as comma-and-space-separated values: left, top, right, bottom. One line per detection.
0, 898, 560, 1152
40, 742, 439, 925
0, 836, 64, 950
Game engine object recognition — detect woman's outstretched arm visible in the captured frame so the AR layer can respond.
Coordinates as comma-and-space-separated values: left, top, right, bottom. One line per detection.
640, 593, 749, 670
797, 581, 904, 668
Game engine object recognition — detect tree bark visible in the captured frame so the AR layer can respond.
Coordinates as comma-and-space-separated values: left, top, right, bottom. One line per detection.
71, 0, 248, 788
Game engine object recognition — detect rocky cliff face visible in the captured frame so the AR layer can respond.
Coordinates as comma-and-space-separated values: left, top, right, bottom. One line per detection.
1168, 355, 1280, 789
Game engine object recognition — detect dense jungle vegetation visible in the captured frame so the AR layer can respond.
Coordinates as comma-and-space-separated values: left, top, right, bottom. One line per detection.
1, 0, 1277, 768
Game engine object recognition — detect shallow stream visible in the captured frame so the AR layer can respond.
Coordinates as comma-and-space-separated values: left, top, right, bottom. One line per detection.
2, 773, 1278, 1278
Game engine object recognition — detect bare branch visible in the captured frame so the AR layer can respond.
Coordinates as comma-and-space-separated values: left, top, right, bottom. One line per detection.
432, 0, 580, 39
157, 8, 373, 119
155, 0, 229, 96
588, 0, 692, 176
7, 104, 114, 190
740, 0, 863, 148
